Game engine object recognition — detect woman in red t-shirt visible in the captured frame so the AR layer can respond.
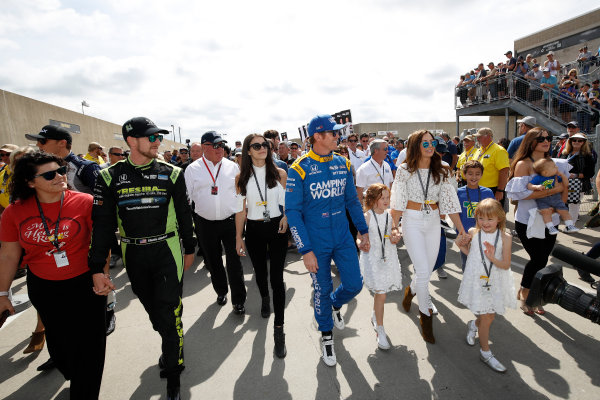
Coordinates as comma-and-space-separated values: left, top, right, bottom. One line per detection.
0, 151, 112, 400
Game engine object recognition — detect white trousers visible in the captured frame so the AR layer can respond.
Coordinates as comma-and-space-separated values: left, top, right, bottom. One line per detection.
401, 209, 441, 316
568, 193, 583, 222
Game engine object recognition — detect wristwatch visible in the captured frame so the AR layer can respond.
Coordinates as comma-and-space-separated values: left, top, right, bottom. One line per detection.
497, 189, 505, 193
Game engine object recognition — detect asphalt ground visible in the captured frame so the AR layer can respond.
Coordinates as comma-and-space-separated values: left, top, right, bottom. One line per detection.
1, 206, 599, 400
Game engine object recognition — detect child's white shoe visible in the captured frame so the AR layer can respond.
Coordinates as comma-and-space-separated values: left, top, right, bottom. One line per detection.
564, 225, 580, 234
376, 326, 390, 350
547, 225, 560, 235
466, 320, 477, 346
480, 352, 507, 373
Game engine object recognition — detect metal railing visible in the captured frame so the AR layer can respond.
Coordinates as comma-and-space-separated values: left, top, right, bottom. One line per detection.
455, 72, 598, 134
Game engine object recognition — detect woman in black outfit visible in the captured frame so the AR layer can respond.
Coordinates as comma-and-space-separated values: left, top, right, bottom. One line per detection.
235, 133, 289, 358
506, 128, 569, 315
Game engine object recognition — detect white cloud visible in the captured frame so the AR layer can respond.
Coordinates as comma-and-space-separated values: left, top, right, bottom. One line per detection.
1, 0, 598, 143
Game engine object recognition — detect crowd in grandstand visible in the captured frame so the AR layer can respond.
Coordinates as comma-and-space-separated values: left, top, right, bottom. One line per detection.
1, 110, 600, 399
456, 49, 600, 132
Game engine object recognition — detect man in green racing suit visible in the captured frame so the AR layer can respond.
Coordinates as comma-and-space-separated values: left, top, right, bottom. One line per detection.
89, 117, 195, 400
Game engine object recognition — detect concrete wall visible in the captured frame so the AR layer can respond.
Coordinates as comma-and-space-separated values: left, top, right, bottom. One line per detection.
514, 8, 600, 67
353, 115, 518, 142
0, 89, 181, 155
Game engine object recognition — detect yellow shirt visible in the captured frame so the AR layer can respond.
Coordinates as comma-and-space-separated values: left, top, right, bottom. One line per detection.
472, 142, 510, 188
84, 153, 105, 165
0, 166, 12, 208
456, 146, 477, 175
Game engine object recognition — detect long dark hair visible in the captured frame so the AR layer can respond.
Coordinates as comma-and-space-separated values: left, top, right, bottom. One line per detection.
509, 127, 550, 179
237, 134, 281, 196
405, 130, 449, 184
10, 151, 66, 203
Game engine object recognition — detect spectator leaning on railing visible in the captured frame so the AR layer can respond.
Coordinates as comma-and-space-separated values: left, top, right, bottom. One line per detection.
544, 51, 561, 77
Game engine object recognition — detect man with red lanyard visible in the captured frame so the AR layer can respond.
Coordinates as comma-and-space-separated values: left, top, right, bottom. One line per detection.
184, 131, 247, 314
472, 128, 509, 206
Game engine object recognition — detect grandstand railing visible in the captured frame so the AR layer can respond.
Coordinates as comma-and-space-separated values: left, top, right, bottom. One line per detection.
455, 73, 598, 134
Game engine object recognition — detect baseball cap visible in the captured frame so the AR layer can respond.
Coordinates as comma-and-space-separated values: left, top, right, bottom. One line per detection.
504, 50, 512, 55
201, 131, 227, 144
533, 63, 540, 68
593, 79, 600, 84
25, 125, 72, 144
462, 134, 475, 142
122, 117, 168, 140
307, 114, 346, 137
567, 121, 578, 128
547, 51, 554, 56
542, 67, 550, 73
517, 116, 536, 126
234, 148, 242, 156
558, 133, 568, 140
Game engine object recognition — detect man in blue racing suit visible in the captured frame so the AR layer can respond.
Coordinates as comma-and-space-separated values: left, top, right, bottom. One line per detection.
285, 114, 370, 366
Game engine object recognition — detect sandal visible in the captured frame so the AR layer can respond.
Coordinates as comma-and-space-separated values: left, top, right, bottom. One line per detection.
534, 306, 546, 315
520, 300, 535, 317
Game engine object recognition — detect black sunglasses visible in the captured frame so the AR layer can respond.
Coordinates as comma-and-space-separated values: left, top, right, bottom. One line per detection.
571, 139, 586, 143
249, 142, 269, 151
34, 165, 67, 181
348, 139, 358, 143
37, 138, 48, 145
535, 136, 552, 143
179, 150, 189, 154
212, 143, 225, 149
110, 152, 125, 157
0, 152, 10, 157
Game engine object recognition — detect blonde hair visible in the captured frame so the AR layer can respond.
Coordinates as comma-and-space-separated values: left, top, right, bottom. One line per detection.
474, 198, 506, 232
532, 158, 556, 175
363, 183, 389, 211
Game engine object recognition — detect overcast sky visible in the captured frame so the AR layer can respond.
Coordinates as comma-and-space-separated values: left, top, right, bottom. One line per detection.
1, 1, 598, 143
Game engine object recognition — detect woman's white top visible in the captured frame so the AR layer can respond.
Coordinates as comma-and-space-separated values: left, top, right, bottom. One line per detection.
243, 164, 285, 220
391, 164, 461, 215
506, 158, 572, 225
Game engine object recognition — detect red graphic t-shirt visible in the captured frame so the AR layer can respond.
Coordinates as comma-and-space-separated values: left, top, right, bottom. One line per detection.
0, 190, 93, 280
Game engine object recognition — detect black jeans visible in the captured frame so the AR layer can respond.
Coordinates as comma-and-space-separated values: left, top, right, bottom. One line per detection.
28, 271, 106, 400
245, 216, 287, 326
197, 215, 247, 305
515, 221, 557, 288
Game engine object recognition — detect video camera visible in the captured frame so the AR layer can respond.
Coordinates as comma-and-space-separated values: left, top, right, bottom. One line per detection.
526, 244, 599, 324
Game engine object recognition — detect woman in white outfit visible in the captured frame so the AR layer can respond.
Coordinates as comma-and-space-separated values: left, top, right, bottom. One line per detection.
390, 130, 467, 344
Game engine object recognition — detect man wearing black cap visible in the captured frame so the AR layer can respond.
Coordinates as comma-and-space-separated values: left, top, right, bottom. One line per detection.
557, 121, 581, 155
88, 117, 196, 400
184, 131, 247, 314
26, 125, 100, 194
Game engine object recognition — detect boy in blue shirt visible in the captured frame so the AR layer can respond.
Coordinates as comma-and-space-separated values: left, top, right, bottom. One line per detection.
456, 160, 494, 270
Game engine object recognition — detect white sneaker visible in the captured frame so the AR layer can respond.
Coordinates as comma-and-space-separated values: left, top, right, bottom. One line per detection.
376, 326, 390, 350
321, 334, 336, 366
480, 352, 507, 373
371, 312, 377, 331
564, 225, 580, 234
332, 307, 345, 330
436, 267, 448, 279
547, 225, 559, 235
466, 320, 477, 346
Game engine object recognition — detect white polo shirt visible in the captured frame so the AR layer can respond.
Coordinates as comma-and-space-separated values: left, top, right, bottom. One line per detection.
184, 156, 241, 221
355, 159, 393, 193
348, 148, 365, 169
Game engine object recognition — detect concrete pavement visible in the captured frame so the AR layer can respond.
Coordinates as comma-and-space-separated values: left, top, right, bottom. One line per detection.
1, 206, 599, 400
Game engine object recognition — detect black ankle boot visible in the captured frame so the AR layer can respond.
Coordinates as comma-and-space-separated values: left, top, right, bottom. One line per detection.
261, 296, 271, 318
274, 326, 287, 358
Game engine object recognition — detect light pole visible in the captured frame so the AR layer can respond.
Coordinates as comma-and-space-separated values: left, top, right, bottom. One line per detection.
171, 125, 175, 140
81, 100, 89, 115
178, 127, 182, 144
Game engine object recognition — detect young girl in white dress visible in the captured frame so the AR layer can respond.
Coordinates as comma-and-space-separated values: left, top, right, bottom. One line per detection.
457, 198, 516, 373
358, 183, 402, 350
